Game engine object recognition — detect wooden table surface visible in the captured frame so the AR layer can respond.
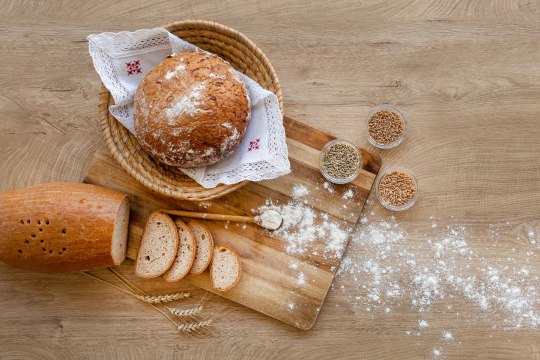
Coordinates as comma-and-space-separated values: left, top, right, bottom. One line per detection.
1, 1, 539, 359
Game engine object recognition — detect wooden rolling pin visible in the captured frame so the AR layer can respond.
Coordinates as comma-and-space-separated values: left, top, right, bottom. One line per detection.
159, 209, 283, 230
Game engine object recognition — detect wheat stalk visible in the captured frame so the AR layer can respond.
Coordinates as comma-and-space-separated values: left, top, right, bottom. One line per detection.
168, 305, 204, 317
82, 271, 190, 304
177, 319, 213, 334
83, 270, 213, 336
136, 292, 190, 304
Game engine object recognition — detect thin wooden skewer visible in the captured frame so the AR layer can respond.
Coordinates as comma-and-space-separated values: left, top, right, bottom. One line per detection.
159, 209, 283, 230
160, 209, 257, 223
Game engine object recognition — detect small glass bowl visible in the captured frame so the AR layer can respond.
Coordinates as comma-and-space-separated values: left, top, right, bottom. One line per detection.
376, 166, 418, 211
319, 139, 362, 185
366, 104, 406, 149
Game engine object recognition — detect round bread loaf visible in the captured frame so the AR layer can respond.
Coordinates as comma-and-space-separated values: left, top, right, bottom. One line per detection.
134, 51, 250, 167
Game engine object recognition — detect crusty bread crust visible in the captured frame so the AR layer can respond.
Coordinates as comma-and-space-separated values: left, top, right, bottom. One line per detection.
210, 244, 242, 291
162, 219, 197, 282
133, 51, 250, 168
135, 212, 179, 279
187, 220, 214, 275
0, 182, 129, 272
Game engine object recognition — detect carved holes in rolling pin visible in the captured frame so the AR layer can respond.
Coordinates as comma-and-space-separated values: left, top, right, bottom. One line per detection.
37, 219, 42, 225
18, 249, 22, 254
61, 228, 67, 235
24, 240, 29, 245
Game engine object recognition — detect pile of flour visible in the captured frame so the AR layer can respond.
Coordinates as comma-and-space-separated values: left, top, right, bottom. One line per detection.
256, 184, 350, 259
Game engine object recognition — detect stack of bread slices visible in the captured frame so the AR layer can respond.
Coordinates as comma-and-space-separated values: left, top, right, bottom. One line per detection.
135, 211, 241, 291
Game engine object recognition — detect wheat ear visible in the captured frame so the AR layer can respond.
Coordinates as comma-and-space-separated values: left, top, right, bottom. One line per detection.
137, 292, 190, 304
177, 319, 213, 334
83, 270, 190, 304
106, 268, 190, 303
168, 305, 204, 317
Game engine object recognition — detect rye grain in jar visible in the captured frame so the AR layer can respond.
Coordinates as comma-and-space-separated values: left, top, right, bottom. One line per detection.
319, 140, 361, 184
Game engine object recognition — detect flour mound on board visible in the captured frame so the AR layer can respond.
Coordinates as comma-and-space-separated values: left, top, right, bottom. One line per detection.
292, 184, 310, 199
256, 199, 350, 260
255, 209, 282, 230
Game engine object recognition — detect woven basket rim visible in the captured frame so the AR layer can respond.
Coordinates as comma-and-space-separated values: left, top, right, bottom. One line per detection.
97, 19, 282, 201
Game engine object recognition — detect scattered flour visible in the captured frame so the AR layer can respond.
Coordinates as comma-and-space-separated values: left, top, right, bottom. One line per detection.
256, 199, 350, 259
323, 181, 335, 194
418, 320, 430, 329
165, 64, 186, 80
442, 331, 453, 342
198, 201, 212, 209
292, 184, 310, 199
297, 272, 307, 286
335, 212, 540, 353
165, 82, 207, 120
342, 189, 354, 200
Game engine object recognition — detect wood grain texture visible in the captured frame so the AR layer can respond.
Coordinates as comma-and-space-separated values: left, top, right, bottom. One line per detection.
83, 115, 380, 330
0, 0, 539, 358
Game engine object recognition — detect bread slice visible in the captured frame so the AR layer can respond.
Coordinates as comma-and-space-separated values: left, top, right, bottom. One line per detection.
210, 244, 242, 291
162, 220, 197, 282
187, 221, 214, 275
135, 211, 179, 278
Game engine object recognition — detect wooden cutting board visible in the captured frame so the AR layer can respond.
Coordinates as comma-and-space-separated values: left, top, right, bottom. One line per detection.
84, 116, 381, 330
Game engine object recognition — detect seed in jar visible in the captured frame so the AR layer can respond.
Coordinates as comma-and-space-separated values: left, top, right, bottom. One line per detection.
378, 170, 417, 207
322, 143, 360, 179
368, 109, 404, 145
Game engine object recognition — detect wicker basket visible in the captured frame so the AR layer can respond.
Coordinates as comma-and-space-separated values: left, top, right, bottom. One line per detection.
98, 20, 282, 201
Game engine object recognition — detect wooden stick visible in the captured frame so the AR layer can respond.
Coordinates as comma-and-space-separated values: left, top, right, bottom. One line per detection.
159, 209, 257, 224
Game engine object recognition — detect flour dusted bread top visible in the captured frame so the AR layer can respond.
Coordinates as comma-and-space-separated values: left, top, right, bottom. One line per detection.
134, 51, 250, 168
